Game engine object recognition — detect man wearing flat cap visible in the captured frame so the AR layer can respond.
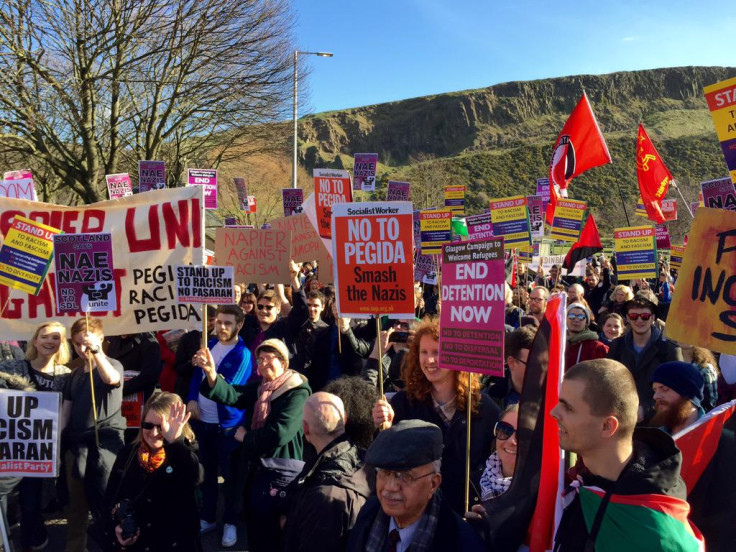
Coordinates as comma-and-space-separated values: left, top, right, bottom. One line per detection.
650, 361, 705, 435
346, 420, 483, 551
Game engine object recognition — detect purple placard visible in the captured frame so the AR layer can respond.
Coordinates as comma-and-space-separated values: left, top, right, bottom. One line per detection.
527, 195, 544, 238
105, 173, 133, 199
720, 137, 736, 177
414, 253, 438, 284
700, 177, 736, 212
439, 238, 505, 377
465, 213, 494, 241
187, 168, 218, 209
536, 177, 550, 214
282, 188, 304, 217
387, 181, 410, 201
234, 177, 248, 210
655, 224, 671, 250
353, 153, 378, 192
138, 161, 166, 192
224, 217, 237, 226
53, 233, 116, 313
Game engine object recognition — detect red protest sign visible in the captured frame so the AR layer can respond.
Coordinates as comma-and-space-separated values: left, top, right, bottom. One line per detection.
314, 169, 352, 239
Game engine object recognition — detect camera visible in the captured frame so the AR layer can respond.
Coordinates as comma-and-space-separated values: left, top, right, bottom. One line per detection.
115, 499, 138, 540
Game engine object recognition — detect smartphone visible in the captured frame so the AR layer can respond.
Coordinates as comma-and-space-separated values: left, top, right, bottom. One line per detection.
389, 331, 409, 343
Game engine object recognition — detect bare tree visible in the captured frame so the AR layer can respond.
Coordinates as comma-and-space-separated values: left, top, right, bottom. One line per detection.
407, 153, 455, 210
0, 0, 295, 203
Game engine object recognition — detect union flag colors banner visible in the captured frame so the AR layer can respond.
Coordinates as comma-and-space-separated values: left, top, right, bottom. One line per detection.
636, 124, 674, 224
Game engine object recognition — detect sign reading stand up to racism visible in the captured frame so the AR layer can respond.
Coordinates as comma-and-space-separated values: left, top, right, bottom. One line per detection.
332, 202, 414, 318
419, 210, 452, 255
550, 199, 587, 242
490, 196, 531, 249
704, 77, 736, 184
444, 185, 466, 214
0, 216, 61, 295
614, 225, 657, 280
439, 238, 506, 377
175, 265, 234, 304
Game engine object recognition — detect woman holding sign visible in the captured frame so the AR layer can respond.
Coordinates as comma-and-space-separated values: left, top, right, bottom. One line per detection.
1, 321, 72, 552
371, 319, 500, 514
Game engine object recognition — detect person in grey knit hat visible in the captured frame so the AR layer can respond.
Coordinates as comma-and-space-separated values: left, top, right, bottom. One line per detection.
565, 302, 608, 371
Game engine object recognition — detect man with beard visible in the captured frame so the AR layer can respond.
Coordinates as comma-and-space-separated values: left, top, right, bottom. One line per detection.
187, 304, 252, 547
528, 286, 549, 324
649, 361, 705, 435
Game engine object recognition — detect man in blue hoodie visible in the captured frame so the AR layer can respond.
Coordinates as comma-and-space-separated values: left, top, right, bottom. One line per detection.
187, 304, 251, 547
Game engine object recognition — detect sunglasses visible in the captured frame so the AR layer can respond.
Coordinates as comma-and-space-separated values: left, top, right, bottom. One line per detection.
567, 313, 587, 321
628, 312, 653, 321
141, 421, 162, 431
494, 421, 516, 441
257, 304, 276, 311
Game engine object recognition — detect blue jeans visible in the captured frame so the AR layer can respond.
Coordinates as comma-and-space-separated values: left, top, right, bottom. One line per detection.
192, 420, 241, 525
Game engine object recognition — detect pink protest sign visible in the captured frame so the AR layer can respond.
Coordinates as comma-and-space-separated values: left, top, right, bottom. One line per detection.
655, 224, 671, 250
353, 153, 378, 192
387, 181, 410, 201
701, 177, 736, 212
105, 173, 133, 199
439, 237, 506, 376
527, 195, 544, 238
282, 188, 304, 217
187, 169, 217, 209
138, 161, 166, 192
465, 213, 493, 241
1, 170, 37, 200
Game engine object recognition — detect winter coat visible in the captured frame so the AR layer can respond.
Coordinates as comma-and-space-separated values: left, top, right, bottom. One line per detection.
607, 327, 682, 422
0, 358, 70, 392
389, 390, 500, 515
565, 330, 609, 371
281, 434, 371, 552
107, 333, 162, 401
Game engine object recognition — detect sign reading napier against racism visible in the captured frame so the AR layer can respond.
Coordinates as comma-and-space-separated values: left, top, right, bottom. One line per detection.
0, 391, 60, 478
0, 187, 204, 340
667, 208, 736, 354
614, 225, 657, 280
214, 228, 291, 284
53, 233, 117, 313
332, 202, 414, 319
314, 168, 352, 240
176, 265, 234, 304
0, 216, 61, 295
187, 168, 217, 209
439, 238, 505, 377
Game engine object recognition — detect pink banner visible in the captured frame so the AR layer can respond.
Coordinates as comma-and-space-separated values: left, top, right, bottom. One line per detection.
187, 169, 217, 209
105, 173, 133, 199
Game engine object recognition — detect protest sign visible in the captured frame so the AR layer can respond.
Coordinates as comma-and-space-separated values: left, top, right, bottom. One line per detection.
234, 177, 248, 210
655, 224, 672, 250
550, 199, 587, 242
121, 390, 144, 429
0, 216, 60, 295
536, 177, 550, 215
387, 181, 410, 201
332, 202, 414, 318
444, 185, 466, 214
269, 212, 334, 283
175, 265, 234, 303
224, 217, 237, 226
636, 197, 647, 217
704, 77, 736, 183
667, 208, 736, 354
414, 252, 438, 284
517, 244, 533, 262
1, 170, 37, 201
105, 173, 133, 200
314, 168, 352, 240
490, 196, 532, 249
53, 233, 116, 313
465, 213, 494, 241
353, 153, 378, 192
187, 168, 217, 209
526, 195, 544, 238
639, 198, 677, 221
214, 228, 291, 284
690, 202, 700, 217
701, 177, 736, 211
420, 209, 452, 255
138, 161, 166, 192
0, 391, 60, 477
669, 244, 686, 270
0, 187, 204, 340
439, 238, 505, 376
247, 195, 257, 213
614, 225, 657, 280
282, 188, 304, 217
530, 254, 585, 277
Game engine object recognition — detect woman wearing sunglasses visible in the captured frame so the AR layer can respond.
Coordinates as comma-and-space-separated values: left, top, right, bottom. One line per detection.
101, 392, 202, 551
371, 319, 500, 515
479, 404, 519, 501
564, 303, 608, 371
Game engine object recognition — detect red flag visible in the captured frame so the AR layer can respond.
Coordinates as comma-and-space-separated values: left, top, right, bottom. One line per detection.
562, 214, 603, 272
547, 93, 612, 223
636, 124, 673, 224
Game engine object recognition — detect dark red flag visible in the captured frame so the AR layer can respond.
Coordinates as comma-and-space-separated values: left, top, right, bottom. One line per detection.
547, 93, 612, 223
636, 124, 673, 224
562, 214, 603, 272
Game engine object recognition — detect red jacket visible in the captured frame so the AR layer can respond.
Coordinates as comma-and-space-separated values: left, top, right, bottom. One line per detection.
565, 331, 609, 371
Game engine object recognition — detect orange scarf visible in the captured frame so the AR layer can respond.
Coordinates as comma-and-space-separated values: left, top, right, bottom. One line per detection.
137, 444, 166, 473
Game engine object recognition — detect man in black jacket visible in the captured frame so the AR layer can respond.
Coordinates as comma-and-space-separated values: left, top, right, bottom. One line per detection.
281, 392, 371, 552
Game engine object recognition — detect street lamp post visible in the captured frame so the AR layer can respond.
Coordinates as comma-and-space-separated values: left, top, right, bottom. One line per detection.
293, 50, 333, 189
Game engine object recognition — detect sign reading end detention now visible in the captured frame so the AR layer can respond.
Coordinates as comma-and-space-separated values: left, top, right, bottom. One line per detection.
439, 238, 506, 377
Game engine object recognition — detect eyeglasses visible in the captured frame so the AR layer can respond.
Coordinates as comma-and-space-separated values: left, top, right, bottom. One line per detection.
628, 312, 653, 321
141, 422, 162, 431
257, 355, 280, 365
257, 304, 275, 311
510, 356, 527, 365
567, 313, 587, 321
494, 421, 516, 441
375, 468, 436, 485
529, 297, 545, 303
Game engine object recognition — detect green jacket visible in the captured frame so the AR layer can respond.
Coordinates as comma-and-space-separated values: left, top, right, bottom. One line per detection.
201, 371, 311, 461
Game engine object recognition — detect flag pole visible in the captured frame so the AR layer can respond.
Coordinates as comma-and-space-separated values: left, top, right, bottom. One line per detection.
376, 315, 383, 398
85, 311, 100, 448
615, 181, 632, 226
464, 372, 473, 514
671, 180, 695, 219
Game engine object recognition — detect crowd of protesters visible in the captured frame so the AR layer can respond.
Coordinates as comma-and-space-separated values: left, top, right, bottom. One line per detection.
1, 256, 735, 552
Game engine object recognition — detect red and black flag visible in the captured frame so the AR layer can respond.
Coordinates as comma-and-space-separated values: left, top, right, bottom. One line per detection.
562, 213, 603, 272
636, 124, 674, 224
547, 93, 612, 224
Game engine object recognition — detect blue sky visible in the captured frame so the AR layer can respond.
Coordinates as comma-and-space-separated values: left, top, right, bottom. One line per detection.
294, 0, 735, 114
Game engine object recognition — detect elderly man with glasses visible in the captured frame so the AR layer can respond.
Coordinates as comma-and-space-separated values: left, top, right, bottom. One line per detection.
347, 420, 484, 552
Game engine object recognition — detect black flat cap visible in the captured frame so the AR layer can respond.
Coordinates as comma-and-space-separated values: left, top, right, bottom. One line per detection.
366, 420, 443, 470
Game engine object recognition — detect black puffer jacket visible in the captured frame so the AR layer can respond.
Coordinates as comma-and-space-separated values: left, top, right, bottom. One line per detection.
281, 434, 371, 552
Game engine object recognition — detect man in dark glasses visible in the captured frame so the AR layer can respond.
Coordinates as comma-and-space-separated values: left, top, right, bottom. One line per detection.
607, 297, 682, 424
